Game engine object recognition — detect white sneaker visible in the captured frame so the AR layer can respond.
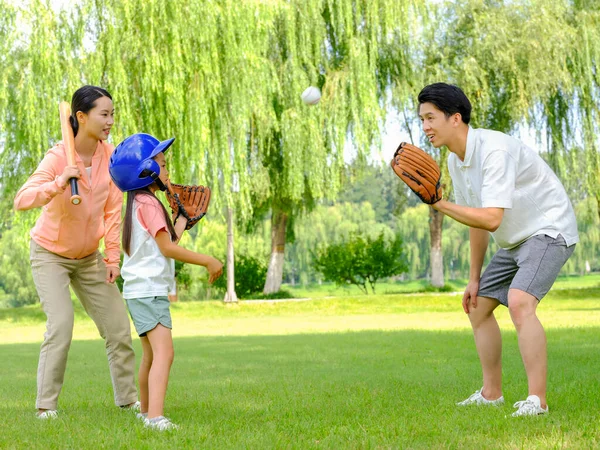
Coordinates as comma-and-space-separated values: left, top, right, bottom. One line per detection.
37, 410, 58, 419
136, 412, 148, 421
511, 395, 548, 417
144, 415, 179, 431
457, 388, 505, 406
121, 401, 141, 412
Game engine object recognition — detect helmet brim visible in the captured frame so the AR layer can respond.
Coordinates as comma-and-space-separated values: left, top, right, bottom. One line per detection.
149, 137, 175, 159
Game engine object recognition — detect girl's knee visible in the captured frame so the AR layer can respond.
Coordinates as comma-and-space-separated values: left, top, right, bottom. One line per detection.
154, 348, 174, 366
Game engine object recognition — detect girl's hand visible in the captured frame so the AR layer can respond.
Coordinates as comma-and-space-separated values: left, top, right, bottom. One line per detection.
58, 165, 81, 187
207, 258, 224, 284
106, 266, 120, 284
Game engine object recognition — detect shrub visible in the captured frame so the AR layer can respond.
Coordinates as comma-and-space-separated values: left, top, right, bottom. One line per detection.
213, 255, 268, 299
313, 232, 408, 294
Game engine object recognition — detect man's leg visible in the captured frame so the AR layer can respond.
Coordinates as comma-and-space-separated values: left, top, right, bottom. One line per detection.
468, 296, 503, 400
507, 288, 547, 408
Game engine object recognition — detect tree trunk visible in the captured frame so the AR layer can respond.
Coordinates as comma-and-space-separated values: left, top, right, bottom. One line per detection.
223, 207, 238, 303
429, 206, 445, 288
263, 209, 288, 294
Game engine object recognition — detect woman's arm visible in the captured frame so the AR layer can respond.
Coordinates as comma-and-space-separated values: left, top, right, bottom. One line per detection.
103, 179, 124, 269
14, 150, 80, 210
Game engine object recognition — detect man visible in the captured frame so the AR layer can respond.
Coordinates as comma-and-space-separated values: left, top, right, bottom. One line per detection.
417, 83, 578, 416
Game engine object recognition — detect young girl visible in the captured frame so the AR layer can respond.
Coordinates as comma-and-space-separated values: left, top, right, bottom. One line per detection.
109, 133, 223, 431
14, 85, 138, 418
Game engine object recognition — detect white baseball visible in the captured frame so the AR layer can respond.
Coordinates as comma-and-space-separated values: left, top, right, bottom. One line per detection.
301, 86, 321, 105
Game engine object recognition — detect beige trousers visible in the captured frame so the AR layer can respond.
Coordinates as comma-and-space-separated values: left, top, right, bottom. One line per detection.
30, 240, 137, 410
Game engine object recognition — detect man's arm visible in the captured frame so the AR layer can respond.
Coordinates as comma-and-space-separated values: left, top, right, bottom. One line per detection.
462, 227, 490, 313
432, 200, 504, 232
468, 227, 489, 282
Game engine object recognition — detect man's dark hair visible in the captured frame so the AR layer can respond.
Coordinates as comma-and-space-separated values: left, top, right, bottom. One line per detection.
418, 83, 472, 125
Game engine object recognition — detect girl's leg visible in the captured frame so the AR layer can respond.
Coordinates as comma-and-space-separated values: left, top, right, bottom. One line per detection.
139, 336, 153, 414
145, 324, 174, 419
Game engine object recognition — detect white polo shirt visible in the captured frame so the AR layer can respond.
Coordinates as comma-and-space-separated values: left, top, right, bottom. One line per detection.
448, 127, 579, 249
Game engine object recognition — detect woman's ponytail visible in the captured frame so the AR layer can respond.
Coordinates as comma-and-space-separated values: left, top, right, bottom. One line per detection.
69, 114, 79, 137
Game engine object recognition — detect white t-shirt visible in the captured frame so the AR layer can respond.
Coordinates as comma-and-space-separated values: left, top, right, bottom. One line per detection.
121, 195, 176, 299
448, 127, 579, 249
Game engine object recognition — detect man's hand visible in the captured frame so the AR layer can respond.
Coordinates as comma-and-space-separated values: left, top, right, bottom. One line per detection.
462, 280, 480, 314
106, 266, 120, 284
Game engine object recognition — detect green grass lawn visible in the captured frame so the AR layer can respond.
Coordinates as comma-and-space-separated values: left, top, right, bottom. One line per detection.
283, 273, 600, 299
1, 285, 599, 449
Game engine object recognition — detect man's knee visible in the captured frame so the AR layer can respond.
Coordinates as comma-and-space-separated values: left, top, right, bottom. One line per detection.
508, 289, 538, 326
468, 296, 498, 328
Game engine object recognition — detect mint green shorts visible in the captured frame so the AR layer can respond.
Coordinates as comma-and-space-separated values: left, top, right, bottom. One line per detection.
125, 296, 172, 337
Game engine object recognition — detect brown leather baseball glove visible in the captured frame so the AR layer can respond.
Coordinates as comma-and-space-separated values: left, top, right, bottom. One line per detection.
391, 142, 442, 204
165, 181, 211, 230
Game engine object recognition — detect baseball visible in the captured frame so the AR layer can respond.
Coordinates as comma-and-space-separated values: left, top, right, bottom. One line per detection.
301, 86, 321, 105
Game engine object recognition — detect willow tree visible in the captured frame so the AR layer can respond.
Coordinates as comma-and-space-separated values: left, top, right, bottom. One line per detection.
413, 0, 600, 281
568, 3, 600, 220
0, 2, 15, 154
1, 1, 86, 196
239, 0, 425, 293
82, 0, 426, 294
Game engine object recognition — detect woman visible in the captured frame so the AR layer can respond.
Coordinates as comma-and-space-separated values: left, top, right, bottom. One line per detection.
14, 85, 138, 418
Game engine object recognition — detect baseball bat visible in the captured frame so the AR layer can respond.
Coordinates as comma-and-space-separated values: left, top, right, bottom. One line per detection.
59, 101, 82, 205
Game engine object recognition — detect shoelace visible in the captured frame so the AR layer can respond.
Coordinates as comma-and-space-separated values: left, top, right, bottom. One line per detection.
466, 390, 483, 401
150, 418, 177, 430
513, 400, 537, 413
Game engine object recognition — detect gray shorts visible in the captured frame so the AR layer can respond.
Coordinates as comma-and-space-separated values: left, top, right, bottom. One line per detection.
125, 296, 172, 337
478, 234, 575, 306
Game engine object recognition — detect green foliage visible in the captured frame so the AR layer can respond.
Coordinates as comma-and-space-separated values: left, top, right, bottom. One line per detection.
285, 201, 396, 285
314, 232, 408, 294
250, 289, 294, 300
420, 0, 600, 214
1, 0, 598, 301
213, 255, 268, 299
337, 162, 417, 222
0, 226, 38, 308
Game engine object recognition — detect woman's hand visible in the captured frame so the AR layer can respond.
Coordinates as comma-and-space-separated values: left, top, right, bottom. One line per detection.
106, 266, 120, 284
58, 165, 81, 188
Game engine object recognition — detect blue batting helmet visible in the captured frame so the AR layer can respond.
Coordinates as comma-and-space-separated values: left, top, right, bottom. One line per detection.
109, 133, 175, 192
